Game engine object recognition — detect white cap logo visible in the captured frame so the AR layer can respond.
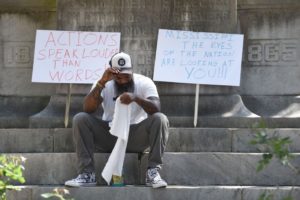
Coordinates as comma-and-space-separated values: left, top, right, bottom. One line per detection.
118, 58, 126, 66
111, 52, 133, 74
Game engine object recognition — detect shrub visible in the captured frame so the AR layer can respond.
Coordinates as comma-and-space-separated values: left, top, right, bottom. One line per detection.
0, 154, 26, 200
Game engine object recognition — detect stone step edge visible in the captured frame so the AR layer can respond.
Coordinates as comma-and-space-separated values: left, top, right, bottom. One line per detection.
3, 127, 300, 130
3, 152, 300, 155
6, 185, 300, 200
2, 127, 300, 153
11, 185, 300, 189
2, 152, 300, 186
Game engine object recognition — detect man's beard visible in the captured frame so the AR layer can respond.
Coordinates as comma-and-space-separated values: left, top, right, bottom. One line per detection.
114, 79, 135, 97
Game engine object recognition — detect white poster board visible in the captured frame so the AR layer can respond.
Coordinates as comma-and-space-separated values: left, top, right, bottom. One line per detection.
32, 30, 121, 84
153, 29, 244, 86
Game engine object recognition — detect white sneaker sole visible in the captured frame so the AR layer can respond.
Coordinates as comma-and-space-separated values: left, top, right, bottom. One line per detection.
65, 181, 97, 187
146, 182, 167, 189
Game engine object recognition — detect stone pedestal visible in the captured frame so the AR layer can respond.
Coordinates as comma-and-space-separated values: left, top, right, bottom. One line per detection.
0, 0, 56, 127
238, 0, 300, 127
33, 0, 300, 128
1, 1, 298, 128
29, 0, 260, 128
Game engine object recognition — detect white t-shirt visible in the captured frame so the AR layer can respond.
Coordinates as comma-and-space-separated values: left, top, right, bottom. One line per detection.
97, 73, 159, 124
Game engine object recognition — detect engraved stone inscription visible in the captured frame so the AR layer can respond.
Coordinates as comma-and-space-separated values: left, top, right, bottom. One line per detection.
172, 0, 233, 25
246, 39, 298, 66
58, 0, 236, 77
122, 39, 156, 51
134, 52, 154, 77
4, 42, 33, 68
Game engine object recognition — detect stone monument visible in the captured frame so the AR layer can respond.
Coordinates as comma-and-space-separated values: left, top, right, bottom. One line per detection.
1, 0, 298, 128
30, 0, 260, 128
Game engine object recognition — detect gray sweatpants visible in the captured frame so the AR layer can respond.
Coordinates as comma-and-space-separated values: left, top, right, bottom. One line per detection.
72, 112, 169, 174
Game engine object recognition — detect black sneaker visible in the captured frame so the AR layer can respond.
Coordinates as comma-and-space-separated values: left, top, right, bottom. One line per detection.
145, 168, 167, 188
65, 172, 96, 187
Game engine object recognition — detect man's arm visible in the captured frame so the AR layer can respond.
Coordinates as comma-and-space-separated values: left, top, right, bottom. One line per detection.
83, 68, 119, 113
135, 96, 161, 115
83, 81, 105, 113
119, 93, 161, 115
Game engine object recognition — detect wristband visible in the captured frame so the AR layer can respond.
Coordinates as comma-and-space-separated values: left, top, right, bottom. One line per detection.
96, 82, 105, 89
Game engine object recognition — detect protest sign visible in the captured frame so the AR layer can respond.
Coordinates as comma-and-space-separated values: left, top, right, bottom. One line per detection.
153, 29, 243, 86
32, 30, 120, 84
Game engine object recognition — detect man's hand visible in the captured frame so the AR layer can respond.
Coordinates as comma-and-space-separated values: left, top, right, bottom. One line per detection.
119, 92, 135, 105
119, 93, 161, 115
83, 68, 120, 113
99, 67, 120, 85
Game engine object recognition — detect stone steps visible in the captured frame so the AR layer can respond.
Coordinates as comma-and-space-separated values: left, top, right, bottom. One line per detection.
6, 185, 300, 200
1, 128, 300, 153
2, 128, 300, 200
3, 152, 300, 186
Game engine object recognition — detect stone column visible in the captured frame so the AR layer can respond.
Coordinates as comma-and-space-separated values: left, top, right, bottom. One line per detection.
0, 0, 56, 128
31, 0, 259, 128
238, 0, 300, 127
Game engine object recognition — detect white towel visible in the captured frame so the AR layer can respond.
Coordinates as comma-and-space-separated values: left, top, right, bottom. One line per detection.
101, 97, 131, 185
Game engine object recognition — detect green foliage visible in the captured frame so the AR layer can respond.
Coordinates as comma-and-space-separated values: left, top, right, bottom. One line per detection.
250, 121, 299, 200
0, 154, 26, 200
258, 192, 293, 200
41, 188, 74, 200
282, 196, 293, 200
250, 121, 297, 173
258, 192, 273, 200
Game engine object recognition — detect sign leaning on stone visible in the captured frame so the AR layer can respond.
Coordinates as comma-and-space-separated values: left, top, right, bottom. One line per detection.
153, 29, 244, 126
31, 30, 121, 127
32, 30, 121, 84
153, 29, 244, 87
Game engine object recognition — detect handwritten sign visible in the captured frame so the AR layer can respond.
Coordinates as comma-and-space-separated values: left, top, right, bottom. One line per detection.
153, 29, 244, 86
32, 30, 120, 84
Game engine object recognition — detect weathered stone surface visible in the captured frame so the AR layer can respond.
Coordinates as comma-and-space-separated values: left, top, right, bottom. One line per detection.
53, 128, 74, 152
51, 128, 233, 153
0, 129, 52, 153
161, 95, 257, 117
30, 94, 260, 128
0, 96, 49, 128
2, 128, 230, 153
236, 1, 300, 120
1, 0, 299, 128
169, 116, 262, 128
3, 152, 299, 185
57, 0, 237, 81
235, 0, 300, 124
29, 95, 85, 128
6, 186, 241, 200
241, 186, 300, 200
0, 1, 56, 96
238, 0, 300, 95
166, 128, 232, 152
0, 0, 57, 128
7, 186, 300, 200
141, 153, 300, 186
2, 128, 300, 153
242, 95, 300, 117
16, 153, 139, 185
232, 128, 300, 152
56, 0, 237, 95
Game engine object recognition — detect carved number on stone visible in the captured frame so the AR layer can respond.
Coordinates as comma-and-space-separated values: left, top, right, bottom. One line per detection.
248, 40, 297, 64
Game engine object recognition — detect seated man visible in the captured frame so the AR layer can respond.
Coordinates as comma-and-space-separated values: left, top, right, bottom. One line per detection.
65, 52, 169, 188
